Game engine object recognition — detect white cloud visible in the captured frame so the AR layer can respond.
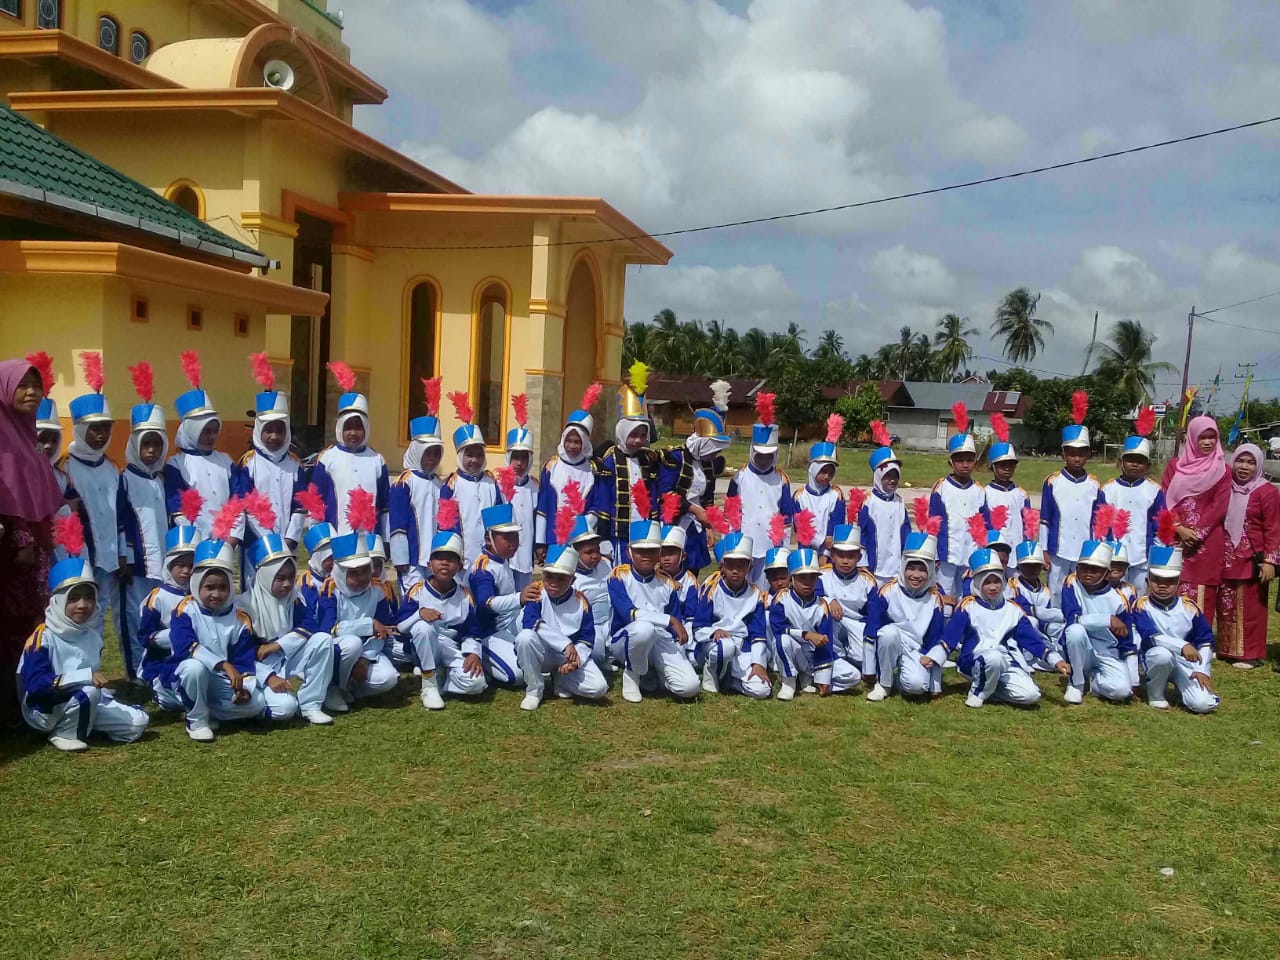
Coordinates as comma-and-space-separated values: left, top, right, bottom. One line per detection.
625, 263, 802, 329
1064, 246, 1168, 313
1072, 0, 1231, 42
865, 245, 959, 306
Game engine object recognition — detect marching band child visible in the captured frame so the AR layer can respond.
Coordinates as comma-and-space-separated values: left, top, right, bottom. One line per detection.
657, 384, 732, 573
468, 502, 539, 686
693, 531, 771, 698
933, 548, 1069, 708
536, 383, 600, 552
515, 544, 609, 711
984, 413, 1030, 550
18, 518, 149, 751
792, 414, 847, 555
239, 535, 350, 725
116, 361, 169, 679
566, 512, 613, 671
864, 519, 947, 702
310, 362, 390, 538
1008, 517, 1066, 660
772, 547, 859, 699
1060, 538, 1137, 704
929, 403, 986, 598
390, 378, 445, 591
440, 389, 502, 567
728, 392, 795, 589
821, 521, 877, 685
166, 350, 235, 540
763, 541, 792, 598
394, 526, 486, 710
28, 353, 69, 497
63, 353, 126, 652
1040, 391, 1104, 604
297, 520, 334, 618
659, 501, 700, 662
504, 393, 539, 589
139, 526, 200, 711
1101, 407, 1164, 594
1133, 537, 1220, 713
859, 422, 910, 587
592, 364, 660, 561
607, 517, 699, 702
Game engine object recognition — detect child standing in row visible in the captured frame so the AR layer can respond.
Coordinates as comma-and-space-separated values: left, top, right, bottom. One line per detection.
536, 384, 600, 551
1100, 407, 1164, 594
929, 403, 986, 598
793, 414, 846, 556
502, 394, 539, 589
311, 363, 389, 538
166, 351, 235, 540
859, 422, 910, 587
729, 392, 795, 589
441, 389, 501, 567
984, 413, 1030, 552
657, 388, 731, 573
593, 366, 660, 562
1040, 391, 1103, 604
390, 378, 445, 591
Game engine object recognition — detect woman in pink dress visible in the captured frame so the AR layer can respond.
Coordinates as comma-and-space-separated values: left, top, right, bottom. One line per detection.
1217, 443, 1280, 667
1160, 416, 1231, 616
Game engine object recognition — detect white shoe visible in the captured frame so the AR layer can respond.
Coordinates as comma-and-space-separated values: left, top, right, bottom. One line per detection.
412, 666, 423, 677
1147, 698, 1170, 709
1231, 660, 1256, 670
777, 676, 797, 701
323, 686, 350, 713
799, 672, 816, 694
622, 669, 643, 703
301, 709, 333, 725
866, 683, 890, 702
1064, 685, 1084, 705
49, 735, 88, 752
520, 692, 542, 711
943, 659, 956, 669
701, 663, 719, 695
419, 676, 445, 711
965, 692, 985, 708
187, 723, 215, 742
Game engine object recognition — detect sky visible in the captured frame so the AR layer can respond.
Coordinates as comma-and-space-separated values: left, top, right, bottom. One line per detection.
342, 0, 1280, 407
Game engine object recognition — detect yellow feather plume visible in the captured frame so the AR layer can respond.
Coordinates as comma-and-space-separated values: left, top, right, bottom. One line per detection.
628, 361, 649, 397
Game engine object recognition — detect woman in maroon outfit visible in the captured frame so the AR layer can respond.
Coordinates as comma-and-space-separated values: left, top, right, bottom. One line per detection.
1160, 416, 1231, 616
1218, 443, 1280, 667
0, 359, 65, 727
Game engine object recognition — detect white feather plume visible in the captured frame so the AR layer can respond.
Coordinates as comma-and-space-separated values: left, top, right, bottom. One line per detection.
710, 379, 731, 412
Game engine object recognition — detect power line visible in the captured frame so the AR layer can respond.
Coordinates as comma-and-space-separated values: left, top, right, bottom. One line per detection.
1197, 291, 1280, 315
368, 114, 1280, 252
1192, 313, 1278, 336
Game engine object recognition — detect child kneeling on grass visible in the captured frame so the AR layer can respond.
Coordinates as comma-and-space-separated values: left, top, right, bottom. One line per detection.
1132, 543, 1220, 713
139, 527, 199, 711
772, 548, 859, 699
1060, 539, 1137, 705
820, 521, 876, 687
315, 531, 401, 704
693, 532, 771, 699
863, 530, 947, 702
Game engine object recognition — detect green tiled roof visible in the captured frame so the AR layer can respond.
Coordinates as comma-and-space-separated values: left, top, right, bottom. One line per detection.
0, 105, 267, 266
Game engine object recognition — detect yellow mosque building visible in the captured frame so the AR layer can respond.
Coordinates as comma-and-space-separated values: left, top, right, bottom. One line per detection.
0, 0, 671, 465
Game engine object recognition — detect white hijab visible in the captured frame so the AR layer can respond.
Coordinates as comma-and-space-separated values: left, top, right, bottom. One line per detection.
685, 433, 728, 463
162, 551, 192, 590
873, 462, 900, 496
558, 424, 593, 465
253, 416, 291, 464
402, 437, 443, 474
44, 582, 98, 638
177, 413, 220, 454
125, 428, 169, 477
67, 420, 107, 465
807, 460, 835, 493
333, 560, 373, 599
615, 418, 650, 452
901, 559, 937, 598
43, 427, 62, 466
307, 543, 332, 580
238, 555, 297, 641
335, 411, 369, 451
190, 565, 234, 615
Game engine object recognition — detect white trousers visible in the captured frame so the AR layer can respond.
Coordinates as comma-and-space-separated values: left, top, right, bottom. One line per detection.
93, 569, 130, 677
337, 635, 399, 700
963, 646, 1042, 706
696, 635, 771, 699
773, 633, 860, 691
1143, 647, 1219, 713
22, 685, 148, 743
515, 628, 608, 701
173, 659, 267, 727
409, 621, 487, 697
872, 625, 942, 695
608, 620, 700, 698
1063, 625, 1132, 701
1047, 555, 1075, 607
833, 618, 867, 672
484, 629, 524, 687
255, 631, 337, 718
120, 574, 158, 681
936, 562, 966, 600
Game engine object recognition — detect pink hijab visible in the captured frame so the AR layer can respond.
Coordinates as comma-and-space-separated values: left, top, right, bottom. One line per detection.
0, 359, 66, 522
1226, 443, 1267, 547
1165, 415, 1227, 509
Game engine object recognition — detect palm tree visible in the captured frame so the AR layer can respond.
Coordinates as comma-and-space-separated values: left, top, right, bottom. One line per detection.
933, 313, 977, 381
623, 320, 657, 368
992, 288, 1054, 364
813, 328, 846, 362
1092, 318, 1178, 406
740, 327, 774, 377
889, 326, 918, 381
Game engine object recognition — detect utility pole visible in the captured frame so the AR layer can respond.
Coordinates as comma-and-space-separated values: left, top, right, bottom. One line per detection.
1080, 310, 1099, 376
1174, 306, 1195, 456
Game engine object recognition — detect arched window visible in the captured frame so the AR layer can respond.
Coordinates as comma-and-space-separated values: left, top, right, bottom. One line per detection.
406, 280, 438, 417
0, 1, 21, 21
37, 0, 60, 29
473, 281, 508, 444
98, 15, 119, 55
164, 179, 204, 219
129, 30, 150, 64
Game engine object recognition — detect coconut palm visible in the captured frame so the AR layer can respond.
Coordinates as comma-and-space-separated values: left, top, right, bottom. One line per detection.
1092, 318, 1178, 406
740, 327, 774, 377
933, 313, 977, 381
992, 288, 1054, 364
814, 328, 846, 362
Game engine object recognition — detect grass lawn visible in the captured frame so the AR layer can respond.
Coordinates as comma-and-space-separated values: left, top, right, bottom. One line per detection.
2, 616, 1279, 959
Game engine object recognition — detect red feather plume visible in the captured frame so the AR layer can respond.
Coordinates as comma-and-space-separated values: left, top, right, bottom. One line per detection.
1092, 503, 1116, 541
923, 515, 942, 537
81, 351, 104, 393
580, 382, 602, 411
180, 488, 204, 526
294, 483, 326, 523
1156, 508, 1178, 547
128, 361, 154, 403
25, 352, 54, 394
447, 390, 474, 425
1135, 406, 1156, 438
511, 393, 529, 428
53, 513, 85, 557
990, 412, 1010, 443
243, 490, 277, 531
1111, 509, 1131, 540
755, 391, 776, 427
495, 465, 517, 503
871, 419, 892, 448
913, 496, 931, 532
327, 361, 357, 394
794, 509, 817, 547
179, 349, 201, 389
437, 497, 460, 532
967, 513, 990, 546
845, 487, 867, 519
630, 480, 652, 521
769, 513, 786, 547
250, 352, 275, 391
345, 487, 377, 534
555, 504, 577, 545
211, 497, 243, 542
951, 402, 969, 435
563, 479, 586, 516
825, 413, 845, 445
1021, 507, 1040, 536
989, 505, 1009, 532
661, 491, 681, 525
1071, 390, 1089, 425
704, 505, 730, 536
421, 377, 442, 417
724, 494, 743, 532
